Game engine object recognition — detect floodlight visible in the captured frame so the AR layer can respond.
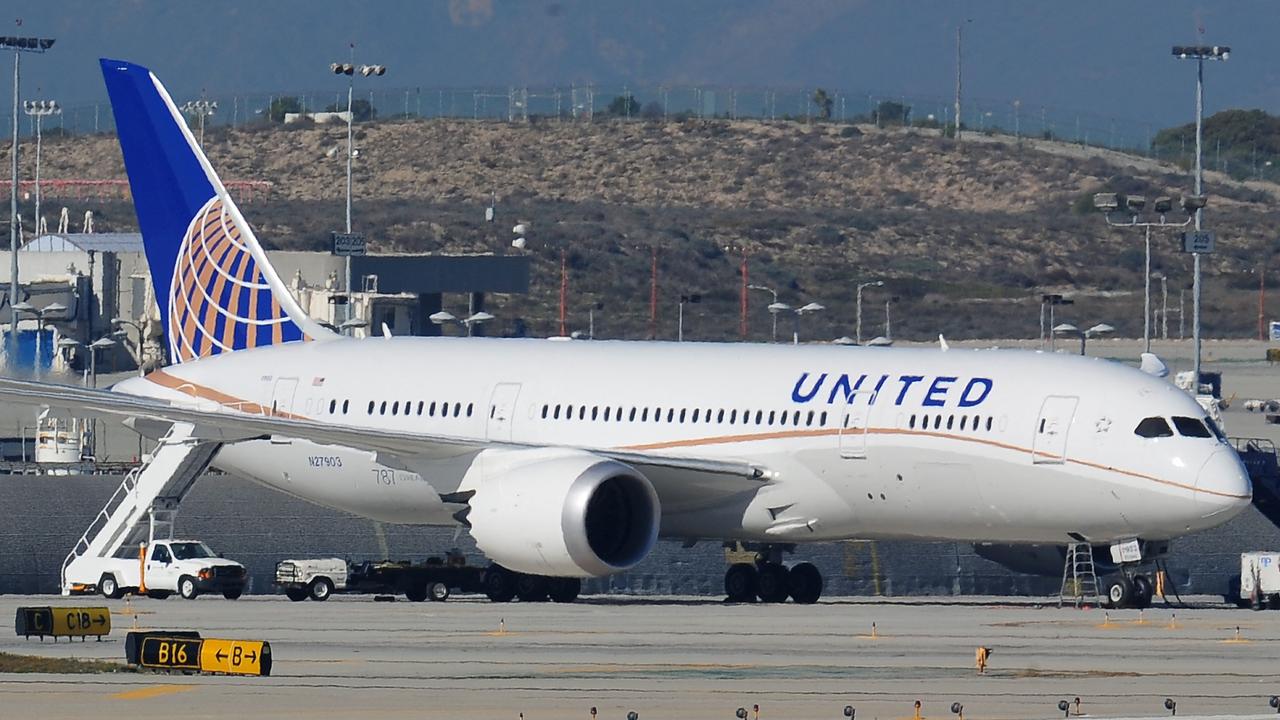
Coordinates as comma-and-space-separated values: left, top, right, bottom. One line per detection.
1125, 195, 1146, 213
1180, 195, 1207, 212
1153, 197, 1173, 214
429, 311, 458, 324
1092, 193, 1119, 212
798, 302, 825, 313
767, 302, 792, 313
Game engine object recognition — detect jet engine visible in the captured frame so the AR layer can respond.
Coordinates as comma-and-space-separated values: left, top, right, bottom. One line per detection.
460, 449, 660, 577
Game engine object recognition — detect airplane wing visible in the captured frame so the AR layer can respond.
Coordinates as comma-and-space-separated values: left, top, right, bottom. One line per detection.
0, 377, 769, 499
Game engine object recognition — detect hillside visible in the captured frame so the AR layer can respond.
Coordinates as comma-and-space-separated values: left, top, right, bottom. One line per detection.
6, 118, 1280, 342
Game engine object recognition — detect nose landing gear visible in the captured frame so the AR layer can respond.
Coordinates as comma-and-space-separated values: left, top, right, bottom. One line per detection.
722, 543, 825, 604
1102, 572, 1155, 609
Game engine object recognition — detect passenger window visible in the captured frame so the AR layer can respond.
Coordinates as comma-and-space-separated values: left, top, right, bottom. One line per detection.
1038, 418, 1046, 433
629, 408, 637, 422
467, 403, 474, 417
328, 399, 336, 414
342, 400, 349, 414
806, 410, 815, 427
679, 409, 687, 423
392, 401, 399, 414
591, 406, 599, 421
692, 409, 700, 423
367, 401, 374, 415
946, 415, 954, 430
730, 409, 738, 424
717, 409, 725, 423
820, 411, 828, 426
960, 416, 967, 430
667, 409, 675, 423
985, 417, 993, 431
767, 411, 776, 426
1134, 417, 1174, 438
909, 415, 916, 429
455, 402, 463, 417
379, 401, 387, 415
603, 407, 610, 421
933, 415, 942, 430
553, 405, 561, 420
641, 408, 649, 421
541, 405, 549, 419
779, 411, 788, 426
1172, 416, 1212, 438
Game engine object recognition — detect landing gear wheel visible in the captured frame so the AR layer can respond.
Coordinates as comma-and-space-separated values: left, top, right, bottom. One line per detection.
222, 588, 243, 600
285, 588, 308, 602
427, 582, 450, 602
483, 564, 517, 603
309, 577, 334, 602
1130, 574, 1154, 609
756, 563, 790, 603
548, 577, 581, 603
724, 563, 758, 602
99, 574, 123, 600
179, 576, 199, 600
1103, 575, 1132, 609
516, 574, 549, 602
787, 562, 824, 604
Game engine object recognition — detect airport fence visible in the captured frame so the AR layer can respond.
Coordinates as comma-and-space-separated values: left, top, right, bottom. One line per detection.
25, 83, 1277, 182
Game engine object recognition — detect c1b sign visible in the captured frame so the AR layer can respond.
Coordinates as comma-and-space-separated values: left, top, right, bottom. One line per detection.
1181, 231, 1215, 254
331, 232, 366, 257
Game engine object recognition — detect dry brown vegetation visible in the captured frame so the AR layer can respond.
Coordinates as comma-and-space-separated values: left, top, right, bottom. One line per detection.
6, 118, 1279, 341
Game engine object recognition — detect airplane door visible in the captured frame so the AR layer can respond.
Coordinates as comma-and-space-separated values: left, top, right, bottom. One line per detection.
838, 390, 875, 460
486, 383, 522, 442
269, 377, 299, 417
1032, 395, 1078, 464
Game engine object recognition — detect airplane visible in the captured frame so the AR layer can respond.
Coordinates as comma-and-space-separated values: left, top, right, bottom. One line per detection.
0, 58, 1252, 608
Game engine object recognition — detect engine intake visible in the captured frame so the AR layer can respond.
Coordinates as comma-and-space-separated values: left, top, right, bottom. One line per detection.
463, 449, 660, 577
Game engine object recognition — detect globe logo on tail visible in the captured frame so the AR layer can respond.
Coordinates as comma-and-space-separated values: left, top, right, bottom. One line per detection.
168, 196, 305, 362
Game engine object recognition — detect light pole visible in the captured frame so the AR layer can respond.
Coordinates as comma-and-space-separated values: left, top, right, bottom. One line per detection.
884, 296, 898, 341
330, 54, 387, 331
4, 35, 56, 366
766, 301, 790, 345
856, 280, 883, 345
1173, 43, 1229, 385
179, 100, 216, 147
1041, 294, 1073, 350
1092, 193, 1196, 353
794, 302, 825, 345
22, 99, 58, 236
110, 317, 144, 369
1054, 322, 1114, 356
429, 310, 493, 337
747, 283, 778, 340
748, 284, 779, 342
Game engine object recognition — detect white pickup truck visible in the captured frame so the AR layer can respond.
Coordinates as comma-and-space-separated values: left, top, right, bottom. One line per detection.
79, 540, 248, 600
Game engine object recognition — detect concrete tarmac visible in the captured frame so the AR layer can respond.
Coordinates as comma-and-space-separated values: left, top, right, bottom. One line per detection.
5, 594, 1280, 720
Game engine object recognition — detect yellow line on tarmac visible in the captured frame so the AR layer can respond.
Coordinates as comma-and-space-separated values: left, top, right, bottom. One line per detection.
111, 685, 196, 700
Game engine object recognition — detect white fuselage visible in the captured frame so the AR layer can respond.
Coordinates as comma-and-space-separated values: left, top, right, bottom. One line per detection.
112, 337, 1251, 546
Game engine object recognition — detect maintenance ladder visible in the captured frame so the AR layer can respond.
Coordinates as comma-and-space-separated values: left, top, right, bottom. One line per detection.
1058, 542, 1102, 608
60, 422, 221, 594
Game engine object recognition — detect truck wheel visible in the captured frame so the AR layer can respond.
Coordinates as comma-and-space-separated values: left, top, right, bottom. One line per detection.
146, 590, 172, 600
309, 577, 334, 602
404, 578, 429, 602
548, 577, 581, 603
285, 588, 308, 602
483, 564, 517, 603
427, 582, 450, 602
222, 589, 243, 600
179, 576, 199, 600
99, 574, 123, 600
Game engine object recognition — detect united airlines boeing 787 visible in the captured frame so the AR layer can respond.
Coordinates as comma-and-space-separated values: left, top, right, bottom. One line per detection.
0, 59, 1251, 608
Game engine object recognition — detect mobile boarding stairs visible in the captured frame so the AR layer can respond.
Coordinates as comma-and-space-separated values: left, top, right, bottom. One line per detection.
60, 422, 221, 594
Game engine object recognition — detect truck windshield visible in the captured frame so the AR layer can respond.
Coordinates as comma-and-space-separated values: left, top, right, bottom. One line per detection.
169, 542, 216, 560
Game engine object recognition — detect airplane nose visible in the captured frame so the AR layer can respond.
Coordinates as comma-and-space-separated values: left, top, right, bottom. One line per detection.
1195, 446, 1252, 519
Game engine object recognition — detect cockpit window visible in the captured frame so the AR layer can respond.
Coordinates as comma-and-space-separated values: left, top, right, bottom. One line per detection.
1171, 416, 1213, 438
1134, 417, 1173, 438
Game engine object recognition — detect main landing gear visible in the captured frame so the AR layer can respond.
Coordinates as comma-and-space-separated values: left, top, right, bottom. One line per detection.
1101, 571, 1155, 609
723, 545, 824, 604
483, 563, 581, 603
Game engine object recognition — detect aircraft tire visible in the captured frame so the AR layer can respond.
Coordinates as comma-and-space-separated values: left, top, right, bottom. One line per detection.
724, 563, 758, 603
756, 563, 790, 603
1130, 574, 1154, 609
515, 574, 550, 602
787, 562, 824, 604
483, 564, 517, 603
548, 577, 581, 603
1103, 575, 1132, 609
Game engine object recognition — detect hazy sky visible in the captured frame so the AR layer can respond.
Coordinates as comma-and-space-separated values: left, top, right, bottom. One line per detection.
8, 1, 1279, 128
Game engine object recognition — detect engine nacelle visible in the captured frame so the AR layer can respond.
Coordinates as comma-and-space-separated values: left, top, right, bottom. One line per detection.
462, 449, 660, 577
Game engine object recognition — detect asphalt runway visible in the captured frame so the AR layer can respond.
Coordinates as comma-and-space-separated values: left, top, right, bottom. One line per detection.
5, 594, 1280, 720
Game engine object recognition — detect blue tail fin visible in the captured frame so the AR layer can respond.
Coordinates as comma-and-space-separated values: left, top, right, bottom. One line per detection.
99, 58, 334, 364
